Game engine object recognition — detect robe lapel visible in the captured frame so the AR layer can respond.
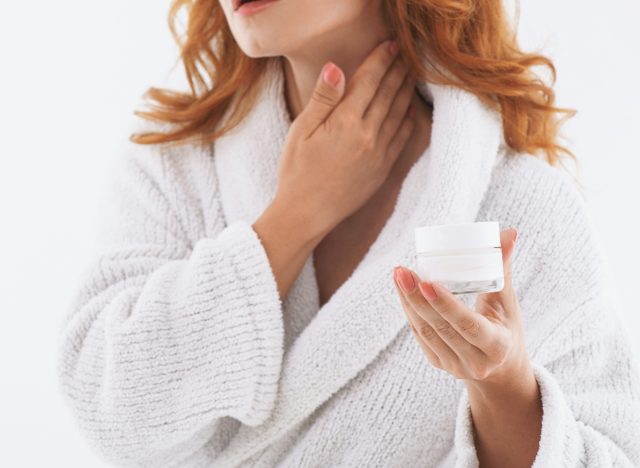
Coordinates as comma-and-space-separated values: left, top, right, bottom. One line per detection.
212, 57, 506, 467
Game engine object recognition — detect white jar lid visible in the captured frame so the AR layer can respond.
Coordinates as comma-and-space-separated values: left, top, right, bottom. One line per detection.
415, 221, 501, 252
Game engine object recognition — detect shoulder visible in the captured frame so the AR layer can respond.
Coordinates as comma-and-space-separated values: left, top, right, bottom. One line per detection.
486, 146, 599, 250
106, 119, 223, 245
481, 150, 611, 326
483, 150, 597, 257
486, 149, 587, 222
112, 119, 215, 190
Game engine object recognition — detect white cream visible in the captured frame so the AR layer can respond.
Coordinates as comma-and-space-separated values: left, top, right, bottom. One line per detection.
414, 221, 504, 294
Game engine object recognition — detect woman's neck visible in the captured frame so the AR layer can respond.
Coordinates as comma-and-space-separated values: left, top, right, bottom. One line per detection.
278, 6, 434, 183
280, 5, 392, 120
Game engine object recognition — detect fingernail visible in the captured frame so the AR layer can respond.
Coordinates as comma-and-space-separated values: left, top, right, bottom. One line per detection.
394, 267, 415, 293
323, 62, 340, 87
388, 40, 399, 55
393, 267, 402, 289
419, 282, 437, 301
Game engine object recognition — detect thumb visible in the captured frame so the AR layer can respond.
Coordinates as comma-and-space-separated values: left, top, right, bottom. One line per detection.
500, 227, 517, 277
478, 227, 518, 309
297, 62, 345, 130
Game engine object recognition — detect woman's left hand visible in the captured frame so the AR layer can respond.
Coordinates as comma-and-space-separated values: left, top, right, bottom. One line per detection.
392, 227, 533, 386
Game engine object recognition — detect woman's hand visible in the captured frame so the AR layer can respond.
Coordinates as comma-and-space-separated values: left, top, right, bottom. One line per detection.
274, 39, 417, 241
393, 227, 543, 466
392, 227, 532, 386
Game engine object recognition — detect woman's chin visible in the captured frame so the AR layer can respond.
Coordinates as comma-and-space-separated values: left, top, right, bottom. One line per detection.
234, 35, 285, 58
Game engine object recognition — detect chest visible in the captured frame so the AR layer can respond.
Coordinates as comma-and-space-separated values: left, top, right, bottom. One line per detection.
246, 325, 461, 467
312, 100, 433, 308
312, 179, 402, 308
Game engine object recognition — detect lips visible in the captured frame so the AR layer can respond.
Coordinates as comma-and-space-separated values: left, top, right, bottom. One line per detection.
233, 0, 257, 10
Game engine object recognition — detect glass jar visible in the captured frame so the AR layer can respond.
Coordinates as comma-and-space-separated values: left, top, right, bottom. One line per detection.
414, 221, 504, 295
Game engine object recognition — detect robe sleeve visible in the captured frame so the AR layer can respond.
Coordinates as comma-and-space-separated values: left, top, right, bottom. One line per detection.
55, 131, 285, 467
449, 315, 640, 467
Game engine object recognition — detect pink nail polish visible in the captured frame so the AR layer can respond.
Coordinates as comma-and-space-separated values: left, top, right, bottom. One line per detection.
323, 62, 341, 87
393, 267, 405, 291
396, 267, 415, 293
419, 282, 437, 301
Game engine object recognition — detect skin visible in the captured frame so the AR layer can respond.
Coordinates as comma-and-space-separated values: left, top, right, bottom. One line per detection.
219, 0, 542, 465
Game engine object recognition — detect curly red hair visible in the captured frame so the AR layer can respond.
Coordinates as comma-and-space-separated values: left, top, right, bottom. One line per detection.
130, 0, 577, 170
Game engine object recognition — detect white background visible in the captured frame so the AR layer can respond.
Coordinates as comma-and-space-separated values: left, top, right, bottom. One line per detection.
0, 1, 638, 466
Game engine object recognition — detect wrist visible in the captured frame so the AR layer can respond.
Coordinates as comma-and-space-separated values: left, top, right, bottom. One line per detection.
466, 352, 539, 409
465, 355, 542, 467
264, 196, 329, 249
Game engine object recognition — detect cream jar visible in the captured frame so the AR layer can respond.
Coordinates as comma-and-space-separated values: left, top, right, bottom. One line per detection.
414, 221, 504, 294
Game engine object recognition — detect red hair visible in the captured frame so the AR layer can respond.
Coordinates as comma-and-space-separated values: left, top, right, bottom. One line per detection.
130, 0, 577, 170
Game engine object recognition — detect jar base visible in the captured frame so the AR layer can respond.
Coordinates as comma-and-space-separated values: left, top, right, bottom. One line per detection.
443, 277, 504, 295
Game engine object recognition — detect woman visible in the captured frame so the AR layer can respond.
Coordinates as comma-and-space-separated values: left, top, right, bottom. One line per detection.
56, 0, 640, 466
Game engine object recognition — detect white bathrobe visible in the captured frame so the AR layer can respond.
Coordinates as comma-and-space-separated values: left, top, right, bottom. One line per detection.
56, 56, 640, 467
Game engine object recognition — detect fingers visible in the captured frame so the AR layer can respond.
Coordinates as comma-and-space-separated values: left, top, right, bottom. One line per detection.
500, 228, 517, 293
404, 308, 443, 368
295, 62, 346, 134
410, 272, 494, 349
419, 276, 511, 364
381, 107, 415, 173
393, 279, 451, 369
362, 54, 410, 133
378, 74, 416, 151
394, 267, 495, 372
479, 228, 518, 318
337, 39, 400, 119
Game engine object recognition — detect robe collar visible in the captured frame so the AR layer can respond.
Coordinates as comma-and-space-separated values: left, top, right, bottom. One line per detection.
212, 55, 506, 466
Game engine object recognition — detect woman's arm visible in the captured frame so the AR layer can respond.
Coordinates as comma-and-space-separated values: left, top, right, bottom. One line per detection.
253, 197, 326, 301
465, 356, 542, 467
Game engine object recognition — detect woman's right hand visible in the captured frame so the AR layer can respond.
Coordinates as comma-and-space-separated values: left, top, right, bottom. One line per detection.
273, 39, 417, 240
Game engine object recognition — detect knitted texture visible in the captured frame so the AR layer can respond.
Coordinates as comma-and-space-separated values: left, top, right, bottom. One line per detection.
56, 57, 640, 467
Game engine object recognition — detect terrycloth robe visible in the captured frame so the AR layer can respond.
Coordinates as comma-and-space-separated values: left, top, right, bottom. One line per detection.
56, 56, 640, 468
